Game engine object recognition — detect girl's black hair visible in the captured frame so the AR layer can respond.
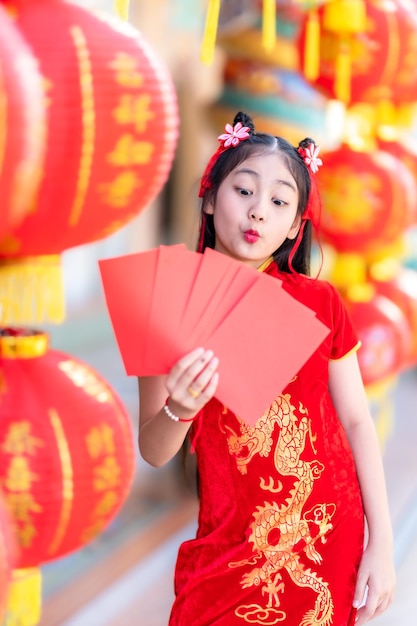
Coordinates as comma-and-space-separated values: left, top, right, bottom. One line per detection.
198, 111, 313, 276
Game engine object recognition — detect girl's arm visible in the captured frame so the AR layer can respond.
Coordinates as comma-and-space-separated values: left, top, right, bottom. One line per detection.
138, 347, 219, 467
328, 353, 396, 625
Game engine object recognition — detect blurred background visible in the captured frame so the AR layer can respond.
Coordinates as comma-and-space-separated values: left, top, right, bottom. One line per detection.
0, 0, 417, 625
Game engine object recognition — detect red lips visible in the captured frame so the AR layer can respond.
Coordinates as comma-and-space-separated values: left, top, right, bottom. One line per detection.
243, 229, 259, 243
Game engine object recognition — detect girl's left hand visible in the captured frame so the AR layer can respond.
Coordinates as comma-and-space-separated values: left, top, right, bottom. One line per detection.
353, 542, 395, 624
166, 347, 219, 417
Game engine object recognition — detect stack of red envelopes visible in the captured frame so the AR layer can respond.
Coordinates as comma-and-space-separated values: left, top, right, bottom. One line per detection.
99, 245, 329, 426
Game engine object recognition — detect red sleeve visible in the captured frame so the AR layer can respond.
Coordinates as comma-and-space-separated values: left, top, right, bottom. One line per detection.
328, 284, 360, 360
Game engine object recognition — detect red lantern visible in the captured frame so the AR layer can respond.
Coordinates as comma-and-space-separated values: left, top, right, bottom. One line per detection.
319, 143, 417, 256
0, 329, 136, 568
0, 3, 44, 239
297, 0, 417, 106
0, 487, 17, 620
0, 0, 178, 254
0, 0, 178, 324
377, 138, 417, 225
344, 290, 412, 385
370, 265, 417, 367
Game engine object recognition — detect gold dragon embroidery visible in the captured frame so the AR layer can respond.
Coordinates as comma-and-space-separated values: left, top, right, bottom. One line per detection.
224, 394, 336, 626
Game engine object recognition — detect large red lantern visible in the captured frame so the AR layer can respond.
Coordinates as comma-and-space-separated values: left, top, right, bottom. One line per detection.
0, 329, 136, 568
318, 143, 417, 256
0, 3, 44, 240
0, 0, 178, 254
344, 290, 412, 385
0, 0, 178, 324
297, 0, 417, 106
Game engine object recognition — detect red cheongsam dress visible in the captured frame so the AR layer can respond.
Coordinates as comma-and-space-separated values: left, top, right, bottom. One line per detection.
169, 261, 365, 626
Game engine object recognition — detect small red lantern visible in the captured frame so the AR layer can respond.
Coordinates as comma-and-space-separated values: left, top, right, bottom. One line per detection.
370, 265, 417, 367
344, 290, 412, 385
0, 0, 178, 324
0, 487, 17, 620
0, 3, 44, 240
319, 143, 417, 256
0, 329, 136, 568
377, 138, 417, 226
297, 0, 417, 106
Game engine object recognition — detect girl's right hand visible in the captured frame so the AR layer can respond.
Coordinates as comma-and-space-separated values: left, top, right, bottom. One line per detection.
166, 347, 219, 419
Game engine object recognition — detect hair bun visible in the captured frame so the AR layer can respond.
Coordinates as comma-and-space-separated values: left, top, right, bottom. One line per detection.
233, 111, 255, 134
298, 137, 316, 150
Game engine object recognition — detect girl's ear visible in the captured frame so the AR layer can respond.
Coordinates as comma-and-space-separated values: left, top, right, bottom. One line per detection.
203, 197, 215, 215
287, 215, 302, 241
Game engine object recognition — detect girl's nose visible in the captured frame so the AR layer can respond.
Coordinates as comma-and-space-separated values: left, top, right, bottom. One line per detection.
249, 206, 266, 222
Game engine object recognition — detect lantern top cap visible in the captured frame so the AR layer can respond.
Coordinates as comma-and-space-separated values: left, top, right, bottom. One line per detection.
0, 329, 49, 358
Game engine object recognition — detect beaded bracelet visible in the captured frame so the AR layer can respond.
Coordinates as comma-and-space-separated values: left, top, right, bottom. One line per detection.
163, 399, 197, 423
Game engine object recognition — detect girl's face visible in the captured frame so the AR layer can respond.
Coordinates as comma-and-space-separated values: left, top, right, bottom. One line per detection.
205, 152, 301, 269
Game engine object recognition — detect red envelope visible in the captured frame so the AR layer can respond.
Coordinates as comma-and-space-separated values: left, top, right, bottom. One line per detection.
143, 245, 202, 372
98, 247, 160, 375
99, 246, 330, 425
205, 271, 330, 424
181, 250, 260, 349
176, 247, 240, 345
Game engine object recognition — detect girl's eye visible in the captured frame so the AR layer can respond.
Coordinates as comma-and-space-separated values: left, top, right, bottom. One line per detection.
272, 199, 286, 206
237, 188, 252, 196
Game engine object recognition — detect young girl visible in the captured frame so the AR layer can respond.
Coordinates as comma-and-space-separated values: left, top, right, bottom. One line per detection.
138, 112, 395, 626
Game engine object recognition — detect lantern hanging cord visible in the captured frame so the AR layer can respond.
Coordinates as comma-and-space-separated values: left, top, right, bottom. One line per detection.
262, 0, 276, 52
200, 0, 221, 65
200, 0, 276, 65
114, 0, 130, 21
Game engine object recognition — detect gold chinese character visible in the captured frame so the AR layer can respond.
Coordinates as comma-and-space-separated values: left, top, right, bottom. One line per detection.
86, 424, 116, 459
7, 491, 42, 522
107, 134, 154, 167
113, 94, 155, 133
92, 491, 118, 517
92, 457, 121, 491
2, 422, 44, 455
109, 52, 144, 88
99, 171, 142, 208
4, 457, 38, 492
17, 521, 38, 548
81, 518, 106, 543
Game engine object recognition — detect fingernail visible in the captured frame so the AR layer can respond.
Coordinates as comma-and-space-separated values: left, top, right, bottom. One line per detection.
203, 349, 214, 360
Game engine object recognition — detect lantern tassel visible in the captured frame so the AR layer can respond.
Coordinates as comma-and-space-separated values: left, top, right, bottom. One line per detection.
262, 0, 276, 52
0, 256, 65, 325
323, 0, 367, 104
114, 0, 129, 21
200, 0, 221, 66
3, 568, 42, 626
335, 39, 351, 104
304, 9, 320, 80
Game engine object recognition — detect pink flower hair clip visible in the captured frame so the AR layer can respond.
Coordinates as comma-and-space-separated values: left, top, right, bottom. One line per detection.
298, 142, 323, 174
218, 121, 250, 148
